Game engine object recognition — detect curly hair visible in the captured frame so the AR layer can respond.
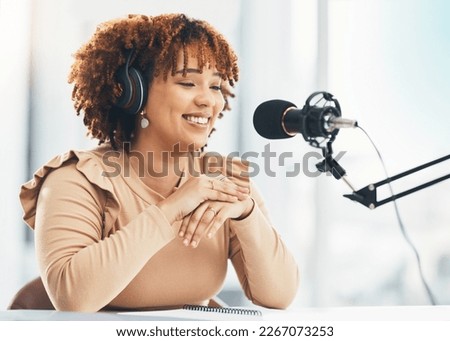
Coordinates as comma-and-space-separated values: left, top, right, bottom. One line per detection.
68, 14, 239, 149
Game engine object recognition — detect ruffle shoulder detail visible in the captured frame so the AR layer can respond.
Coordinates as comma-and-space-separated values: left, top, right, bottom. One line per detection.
19, 147, 120, 230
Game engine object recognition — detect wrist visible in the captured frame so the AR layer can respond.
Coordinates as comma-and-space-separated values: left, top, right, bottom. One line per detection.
234, 197, 255, 221
156, 199, 177, 224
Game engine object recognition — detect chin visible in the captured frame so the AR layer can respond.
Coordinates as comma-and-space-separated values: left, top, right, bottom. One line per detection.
191, 141, 207, 151
176, 140, 207, 152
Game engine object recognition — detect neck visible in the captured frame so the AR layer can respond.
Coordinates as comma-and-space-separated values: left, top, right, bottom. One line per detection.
127, 135, 194, 195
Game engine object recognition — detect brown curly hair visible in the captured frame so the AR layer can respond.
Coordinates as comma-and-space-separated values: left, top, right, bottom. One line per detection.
68, 14, 239, 149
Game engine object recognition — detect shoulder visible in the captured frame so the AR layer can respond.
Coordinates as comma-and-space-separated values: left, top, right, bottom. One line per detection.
20, 145, 117, 229
26, 145, 116, 191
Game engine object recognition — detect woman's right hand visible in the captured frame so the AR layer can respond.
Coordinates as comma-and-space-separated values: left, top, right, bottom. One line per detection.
156, 175, 249, 224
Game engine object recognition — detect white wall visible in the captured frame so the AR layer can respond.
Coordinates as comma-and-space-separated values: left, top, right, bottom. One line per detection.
238, 0, 450, 307
323, 0, 450, 306
0, 0, 32, 309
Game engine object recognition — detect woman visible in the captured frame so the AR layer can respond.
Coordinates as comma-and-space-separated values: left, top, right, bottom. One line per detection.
20, 13, 299, 312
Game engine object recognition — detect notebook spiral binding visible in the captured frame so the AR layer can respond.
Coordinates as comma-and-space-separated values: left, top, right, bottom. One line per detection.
183, 304, 262, 316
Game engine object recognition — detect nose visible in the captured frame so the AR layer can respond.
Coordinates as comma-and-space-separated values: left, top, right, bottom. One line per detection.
194, 88, 215, 108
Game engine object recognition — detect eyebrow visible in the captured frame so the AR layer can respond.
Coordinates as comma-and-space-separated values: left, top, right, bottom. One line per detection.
175, 68, 222, 78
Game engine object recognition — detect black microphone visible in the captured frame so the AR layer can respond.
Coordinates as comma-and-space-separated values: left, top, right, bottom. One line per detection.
253, 92, 357, 141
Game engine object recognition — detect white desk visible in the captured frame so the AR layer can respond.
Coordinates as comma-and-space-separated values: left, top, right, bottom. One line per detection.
1, 305, 449, 321
0, 309, 174, 321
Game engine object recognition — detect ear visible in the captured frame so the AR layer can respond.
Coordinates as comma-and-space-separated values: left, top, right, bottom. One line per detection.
114, 49, 148, 116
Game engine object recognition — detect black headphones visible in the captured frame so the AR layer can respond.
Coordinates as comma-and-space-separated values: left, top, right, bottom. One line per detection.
114, 48, 148, 116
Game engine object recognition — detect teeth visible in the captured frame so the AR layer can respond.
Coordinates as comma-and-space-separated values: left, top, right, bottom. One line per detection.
184, 115, 209, 125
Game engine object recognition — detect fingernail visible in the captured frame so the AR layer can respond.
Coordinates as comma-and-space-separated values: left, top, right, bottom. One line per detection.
183, 239, 189, 246
191, 241, 197, 248
179, 231, 184, 237
207, 232, 213, 239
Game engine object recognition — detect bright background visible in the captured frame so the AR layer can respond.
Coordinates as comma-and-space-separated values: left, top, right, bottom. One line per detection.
1, 0, 449, 309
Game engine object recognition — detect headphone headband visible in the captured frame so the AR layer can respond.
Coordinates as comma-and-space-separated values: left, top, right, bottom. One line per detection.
114, 48, 148, 115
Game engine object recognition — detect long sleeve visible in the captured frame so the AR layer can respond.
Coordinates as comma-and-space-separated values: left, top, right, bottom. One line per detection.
228, 182, 300, 309
34, 160, 176, 312
23, 148, 299, 312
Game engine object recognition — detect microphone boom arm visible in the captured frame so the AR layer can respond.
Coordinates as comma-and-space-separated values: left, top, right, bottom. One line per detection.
254, 91, 449, 210
343, 154, 450, 209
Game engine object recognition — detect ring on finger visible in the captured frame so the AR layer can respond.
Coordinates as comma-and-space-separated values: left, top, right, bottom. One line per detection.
218, 175, 227, 182
207, 207, 217, 216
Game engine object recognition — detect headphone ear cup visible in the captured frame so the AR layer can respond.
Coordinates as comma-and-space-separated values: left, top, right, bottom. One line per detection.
115, 64, 148, 116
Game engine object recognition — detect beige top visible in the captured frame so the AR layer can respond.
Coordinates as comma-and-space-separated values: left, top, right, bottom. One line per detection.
20, 145, 299, 312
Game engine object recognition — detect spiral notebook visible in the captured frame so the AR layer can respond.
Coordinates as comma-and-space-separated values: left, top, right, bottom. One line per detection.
184, 304, 262, 319
120, 304, 263, 321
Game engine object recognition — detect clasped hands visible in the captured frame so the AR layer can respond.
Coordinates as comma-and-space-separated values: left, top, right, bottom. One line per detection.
156, 174, 253, 248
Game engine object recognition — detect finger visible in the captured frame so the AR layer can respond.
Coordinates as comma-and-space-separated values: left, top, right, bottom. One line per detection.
217, 175, 245, 190
178, 214, 191, 238
210, 178, 249, 195
208, 191, 241, 203
204, 177, 249, 200
206, 182, 248, 202
206, 212, 226, 239
188, 208, 217, 248
182, 203, 211, 247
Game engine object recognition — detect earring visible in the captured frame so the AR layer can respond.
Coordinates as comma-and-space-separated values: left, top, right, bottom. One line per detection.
140, 112, 149, 129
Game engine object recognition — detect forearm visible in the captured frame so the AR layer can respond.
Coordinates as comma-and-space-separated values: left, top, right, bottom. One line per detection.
34, 162, 177, 312
37, 204, 175, 312
229, 197, 299, 309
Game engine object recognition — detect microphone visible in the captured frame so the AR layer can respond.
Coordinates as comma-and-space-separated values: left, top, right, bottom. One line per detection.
253, 92, 357, 141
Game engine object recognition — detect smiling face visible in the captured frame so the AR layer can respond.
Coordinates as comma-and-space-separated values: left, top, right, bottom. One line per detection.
138, 48, 226, 152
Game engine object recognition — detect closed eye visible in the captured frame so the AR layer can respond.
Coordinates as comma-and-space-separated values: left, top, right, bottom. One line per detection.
178, 82, 195, 87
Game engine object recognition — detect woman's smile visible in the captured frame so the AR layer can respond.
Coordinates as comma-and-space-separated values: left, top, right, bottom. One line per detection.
182, 113, 211, 127
138, 51, 225, 151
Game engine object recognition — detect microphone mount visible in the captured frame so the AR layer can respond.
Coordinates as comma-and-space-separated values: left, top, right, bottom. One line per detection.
315, 138, 450, 210
302, 92, 357, 192
315, 139, 357, 192
306, 92, 450, 209
300, 91, 342, 148
343, 154, 450, 209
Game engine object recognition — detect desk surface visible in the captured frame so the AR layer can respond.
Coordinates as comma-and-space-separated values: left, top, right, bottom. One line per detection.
1, 305, 449, 321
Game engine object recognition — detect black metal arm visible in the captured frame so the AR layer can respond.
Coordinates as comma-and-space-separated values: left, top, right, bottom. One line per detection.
343, 154, 450, 209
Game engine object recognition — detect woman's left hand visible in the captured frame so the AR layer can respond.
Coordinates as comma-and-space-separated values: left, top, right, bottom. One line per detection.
178, 196, 254, 248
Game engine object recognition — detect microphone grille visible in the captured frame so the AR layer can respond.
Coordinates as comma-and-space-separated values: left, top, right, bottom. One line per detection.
253, 99, 297, 139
